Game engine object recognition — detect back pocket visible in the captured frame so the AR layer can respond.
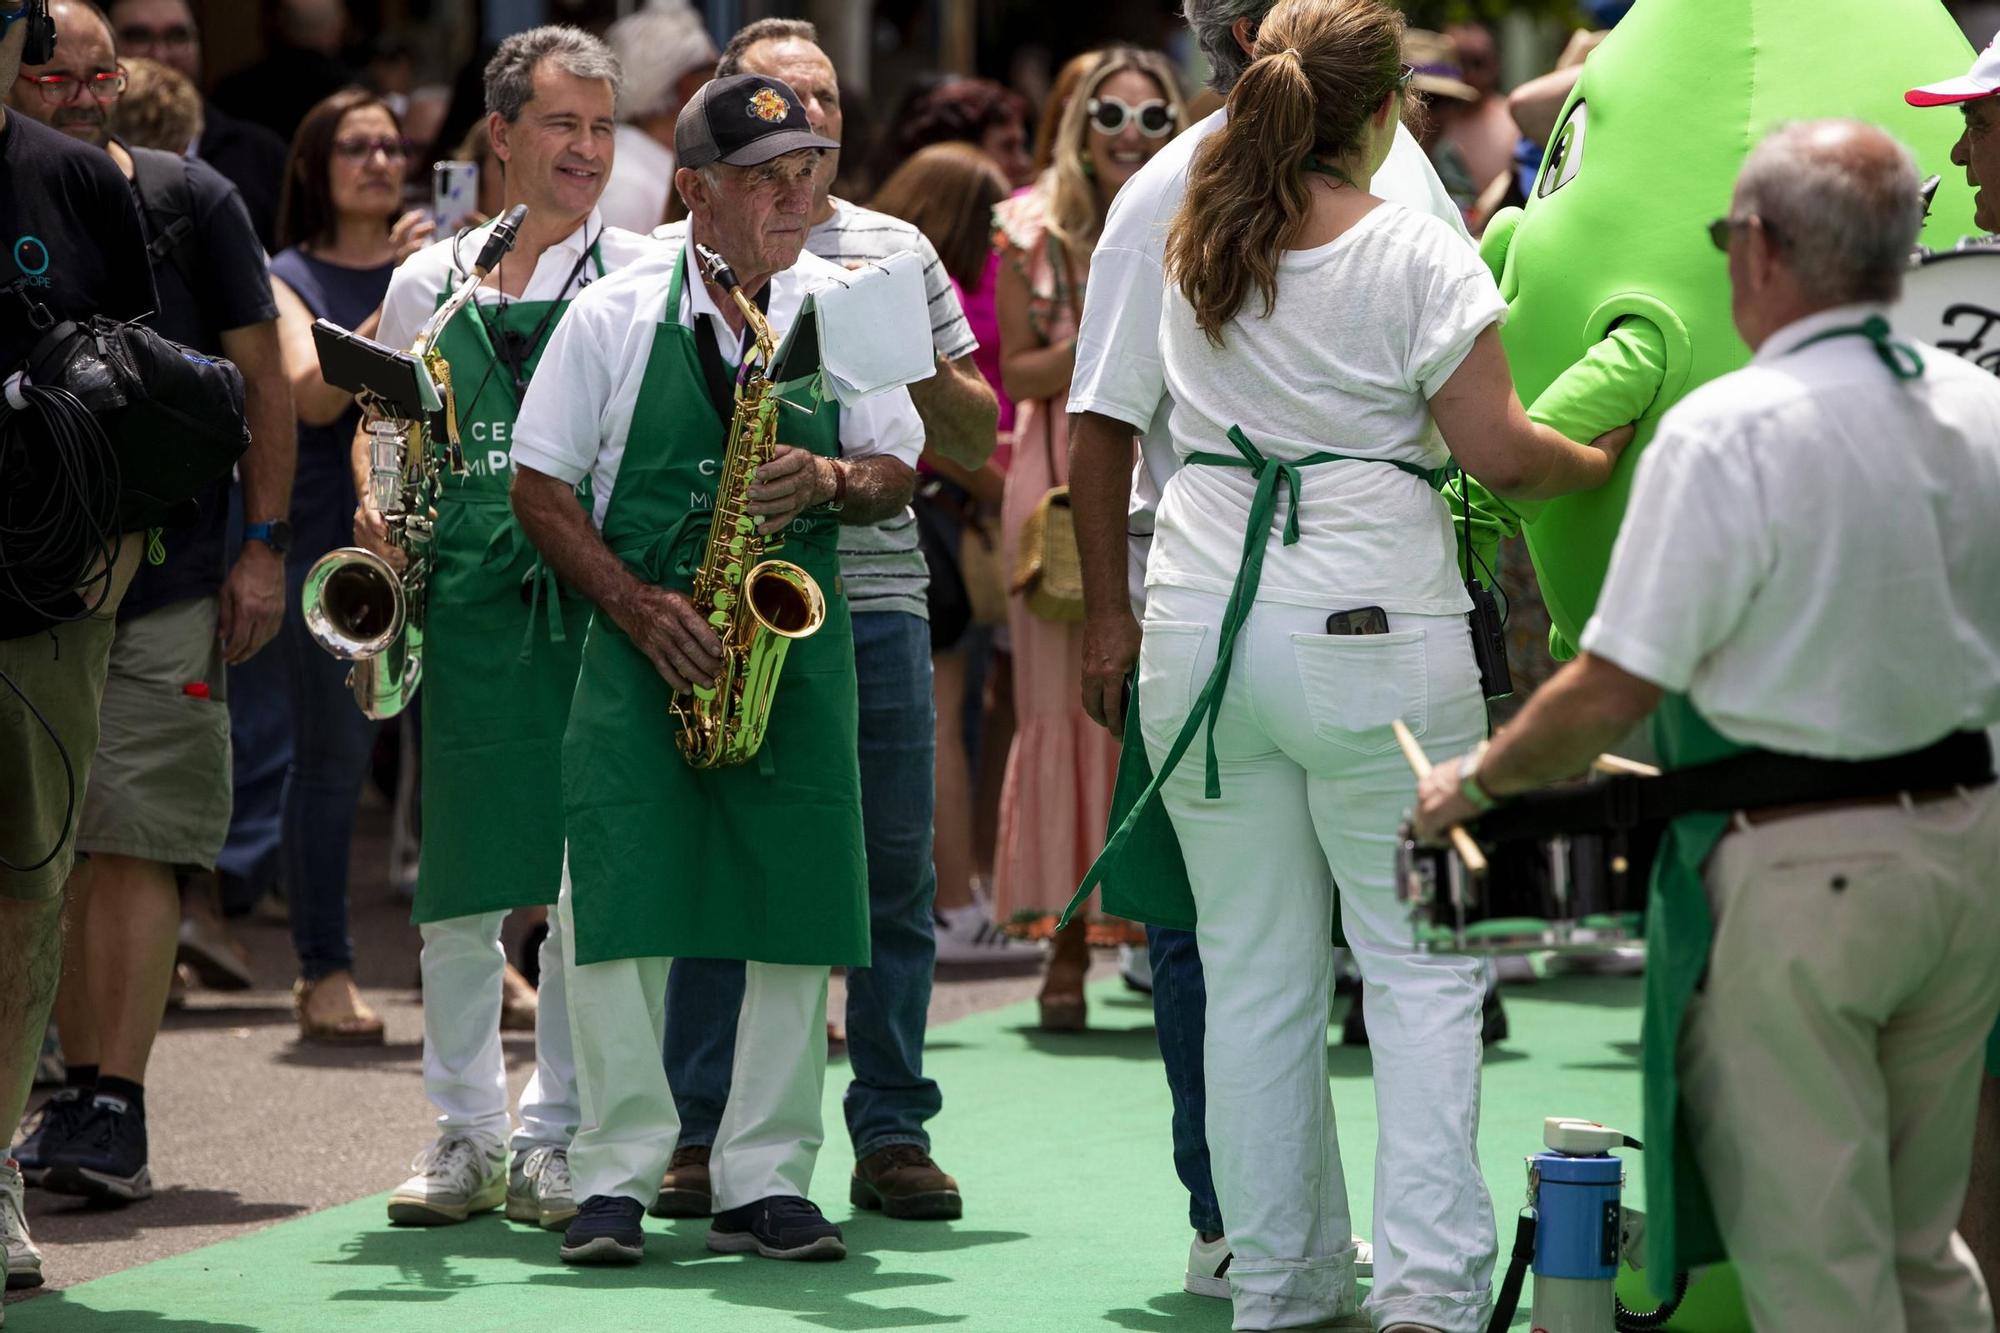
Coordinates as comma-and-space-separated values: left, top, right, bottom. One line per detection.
1136, 621, 1209, 751
1290, 630, 1428, 756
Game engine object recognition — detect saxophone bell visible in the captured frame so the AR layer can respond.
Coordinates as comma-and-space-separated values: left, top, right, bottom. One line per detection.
302, 546, 422, 720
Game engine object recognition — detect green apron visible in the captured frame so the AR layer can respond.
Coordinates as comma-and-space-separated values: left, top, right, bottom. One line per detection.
1639, 316, 1929, 1295
1065, 426, 1443, 936
412, 250, 603, 925
561, 249, 869, 969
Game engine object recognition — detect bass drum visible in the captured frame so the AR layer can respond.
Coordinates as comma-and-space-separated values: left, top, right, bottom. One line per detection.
1892, 243, 2000, 377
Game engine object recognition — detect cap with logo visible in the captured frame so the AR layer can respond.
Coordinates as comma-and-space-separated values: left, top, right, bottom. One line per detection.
676, 73, 840, 169
1906, 39, 2000, 107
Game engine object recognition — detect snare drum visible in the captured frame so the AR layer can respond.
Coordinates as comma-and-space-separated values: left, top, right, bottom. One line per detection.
1396, 821, 1659, 954
1892, 244, 2000, 377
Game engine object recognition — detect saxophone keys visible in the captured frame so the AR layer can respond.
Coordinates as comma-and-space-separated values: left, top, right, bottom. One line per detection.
723, 561, 743, 585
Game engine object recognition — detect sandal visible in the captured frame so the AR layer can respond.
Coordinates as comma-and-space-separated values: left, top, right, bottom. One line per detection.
500, 962, 538, 1032
293, 972, 386, 1045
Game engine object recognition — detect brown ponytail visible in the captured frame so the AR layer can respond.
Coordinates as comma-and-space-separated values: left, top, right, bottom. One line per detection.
1164, 0, 1405, 345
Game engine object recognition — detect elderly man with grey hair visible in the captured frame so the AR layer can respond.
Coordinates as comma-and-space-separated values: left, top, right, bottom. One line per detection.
366, 22, 658, 1237
600, 2, 716, 232
1067, 0, 1470, 1309
1419, 120, 2000, 1333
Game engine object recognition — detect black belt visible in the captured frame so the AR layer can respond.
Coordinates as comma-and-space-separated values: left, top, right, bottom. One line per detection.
1471, 730, 1995, 846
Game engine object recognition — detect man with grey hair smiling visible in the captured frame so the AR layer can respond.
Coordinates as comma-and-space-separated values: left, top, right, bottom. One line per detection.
1419, 120, 2000, 1332
366, 21, 655, 1238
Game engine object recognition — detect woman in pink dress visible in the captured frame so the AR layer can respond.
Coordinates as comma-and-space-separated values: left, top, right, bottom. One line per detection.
994, 46, 1186, 1029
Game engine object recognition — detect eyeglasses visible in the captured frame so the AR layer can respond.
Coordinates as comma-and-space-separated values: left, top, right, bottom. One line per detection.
1395, 64, 1417, 92
116, 23, 197, 52
1087, 96, 1177, 138
332, 136, 412, 162
1707, 214, 1783, 252
17, 68, 128, 105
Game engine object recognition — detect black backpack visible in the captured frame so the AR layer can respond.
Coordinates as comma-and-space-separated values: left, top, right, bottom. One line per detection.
128, 146, 201, 302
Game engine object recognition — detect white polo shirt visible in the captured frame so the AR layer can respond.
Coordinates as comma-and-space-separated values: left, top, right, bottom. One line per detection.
1581, 305, 2000, 759
1068, 112, 1470, 612
512, 235, 925, 529
376, 209, 659, 356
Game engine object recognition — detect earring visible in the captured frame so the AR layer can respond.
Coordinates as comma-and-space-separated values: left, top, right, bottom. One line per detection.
1082, 158, 1097, 179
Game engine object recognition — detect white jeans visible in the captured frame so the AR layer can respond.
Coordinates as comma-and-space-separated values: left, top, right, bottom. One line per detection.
418, 906, 577, 1152
1683, 785, 2000, 1333
1139, 584, 1494, 1333
556, 861, 830, 1210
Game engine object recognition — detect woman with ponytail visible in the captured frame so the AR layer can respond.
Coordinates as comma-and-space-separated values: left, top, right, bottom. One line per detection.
1094, 1, 1634, 1327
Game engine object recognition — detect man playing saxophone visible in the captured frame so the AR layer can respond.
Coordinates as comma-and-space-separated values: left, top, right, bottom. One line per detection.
509, 72, 923, 1267
355, 27, 659, 1236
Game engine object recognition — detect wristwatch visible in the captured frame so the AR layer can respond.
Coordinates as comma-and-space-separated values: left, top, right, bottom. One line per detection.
1460, 740, 1501, 814
244, 520, 293, 557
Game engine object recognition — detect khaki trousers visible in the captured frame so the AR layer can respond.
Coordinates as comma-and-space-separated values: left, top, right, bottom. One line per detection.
556, 860, 830, 1211
1682, 783, 2000, 1333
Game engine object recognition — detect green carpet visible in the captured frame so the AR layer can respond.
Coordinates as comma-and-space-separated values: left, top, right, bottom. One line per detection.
20, 973, 1725, 1333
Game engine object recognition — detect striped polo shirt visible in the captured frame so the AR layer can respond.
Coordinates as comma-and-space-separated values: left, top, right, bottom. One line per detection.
658, 199, 979, 620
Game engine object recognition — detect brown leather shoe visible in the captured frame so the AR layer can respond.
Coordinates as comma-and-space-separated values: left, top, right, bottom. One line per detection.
648, 1143, 712, 1218
849, 1144, 963, 1221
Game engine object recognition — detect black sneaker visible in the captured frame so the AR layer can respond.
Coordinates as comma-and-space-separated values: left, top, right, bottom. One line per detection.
707, 1195, 845, 1261
11, 1090, 90, 1186
558, 1195, 645, 1265
40, 1095, 151, 1202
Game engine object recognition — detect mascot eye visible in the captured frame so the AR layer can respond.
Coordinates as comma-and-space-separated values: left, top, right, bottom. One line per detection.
1537, 101, 1587, 198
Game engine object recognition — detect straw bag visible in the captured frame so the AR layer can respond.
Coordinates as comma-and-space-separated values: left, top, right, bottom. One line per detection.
1011, 429, 1085, 622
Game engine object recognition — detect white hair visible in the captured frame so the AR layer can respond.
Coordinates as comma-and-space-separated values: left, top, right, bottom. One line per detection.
1184, 0, 1272, 93
485, 25, 621, 124
1736, 120, 1924, 306
606, 3, 718, 123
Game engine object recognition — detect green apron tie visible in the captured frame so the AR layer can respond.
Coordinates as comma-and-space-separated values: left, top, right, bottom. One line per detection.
1057, 426, 1443, 928
1789, 314, 1923, 380
480, 516, 571, 663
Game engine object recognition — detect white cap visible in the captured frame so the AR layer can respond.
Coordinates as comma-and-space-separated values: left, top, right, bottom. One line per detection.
1907, 38, 2000, 108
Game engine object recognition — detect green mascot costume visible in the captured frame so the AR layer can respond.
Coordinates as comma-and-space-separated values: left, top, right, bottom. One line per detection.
1464, 0, 1975, 1317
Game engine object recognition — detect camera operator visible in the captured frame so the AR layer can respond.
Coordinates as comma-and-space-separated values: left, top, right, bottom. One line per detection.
0, 0, 159, 1290
4, 0, 293, 1220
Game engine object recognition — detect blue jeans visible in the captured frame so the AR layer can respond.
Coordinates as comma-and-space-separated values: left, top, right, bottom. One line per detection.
217, 491, 288, 914
1149, 924, 1223, 1236
666, 610, 943, 1157
276, 534, 377, 981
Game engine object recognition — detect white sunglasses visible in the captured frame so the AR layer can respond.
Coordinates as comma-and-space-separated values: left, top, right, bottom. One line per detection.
1087, 95, 1177, 138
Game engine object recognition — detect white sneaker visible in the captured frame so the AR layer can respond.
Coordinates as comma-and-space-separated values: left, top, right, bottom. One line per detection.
1183, 1231, 1373, 1298
387, 1133, 506, 1225
506, 1144, 577, 1231
1185, 1231, 1230, 1298
933, 904, 1041, 968
2, 1159, 43, 1291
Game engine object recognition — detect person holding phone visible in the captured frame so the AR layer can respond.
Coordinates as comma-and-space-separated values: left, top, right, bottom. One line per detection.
1076, 2, 1631, 1328
362, 25, 656, 1236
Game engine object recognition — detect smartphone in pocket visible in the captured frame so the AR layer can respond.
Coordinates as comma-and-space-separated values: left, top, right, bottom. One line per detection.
431, 160, 479, 232
1326, 605, 1390, 636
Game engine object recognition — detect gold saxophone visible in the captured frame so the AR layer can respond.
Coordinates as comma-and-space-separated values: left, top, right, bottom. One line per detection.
302, 206, 528, 720
672, 244, 827, 769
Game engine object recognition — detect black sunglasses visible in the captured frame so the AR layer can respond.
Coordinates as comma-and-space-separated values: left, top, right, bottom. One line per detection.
1708, 215, 1783, 252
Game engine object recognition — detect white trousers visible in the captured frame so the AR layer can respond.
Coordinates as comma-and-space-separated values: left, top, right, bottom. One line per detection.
418, 907, 578, 1152
1139, 585, 1495, 1333
556, 861, 830, 1209
1683, 784, 2000, 1333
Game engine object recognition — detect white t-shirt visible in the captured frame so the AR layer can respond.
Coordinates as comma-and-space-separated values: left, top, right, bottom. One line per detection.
596, 125, 676, 235
1581, 304, 2000, 759
1149, 202, 1504, 615
1069, 111, 1470, 612
512, 235, 925, 529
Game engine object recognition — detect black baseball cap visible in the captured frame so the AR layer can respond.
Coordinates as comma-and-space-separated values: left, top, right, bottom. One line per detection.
676, 73, 838, 170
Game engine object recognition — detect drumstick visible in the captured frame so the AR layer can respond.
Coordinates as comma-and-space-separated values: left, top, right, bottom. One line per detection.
1391, 719, 1488, 876
1592, 754, 1661, 778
